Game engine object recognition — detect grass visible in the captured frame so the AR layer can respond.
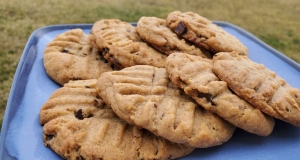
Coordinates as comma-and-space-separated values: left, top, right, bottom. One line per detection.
0, 0, 300, 129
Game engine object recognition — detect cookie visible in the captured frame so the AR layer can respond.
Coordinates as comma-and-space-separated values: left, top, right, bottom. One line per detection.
43, 29, 116, 86
40, 79, 195, 160
136, 16, 212, 58
90, 19, 167, 69
96, 65, 235, 148
212, 51, 300, 126
165, 53, 275, 136
166, 11, 248, 55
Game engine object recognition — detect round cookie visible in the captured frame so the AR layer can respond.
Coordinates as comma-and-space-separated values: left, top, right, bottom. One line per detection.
43, 29, 115, 86
212, 51, 300, 126
40, 79, 195, 160
165, 52, 275, 136
96, 65, 236, 148
166, 11, 248, 55
136, 16, 212, 58
90, 19, 167, 69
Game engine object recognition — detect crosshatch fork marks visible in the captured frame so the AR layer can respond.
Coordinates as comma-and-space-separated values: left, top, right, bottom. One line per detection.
97, 65, 235, 148
40, 79, 195, 159
212, 51, 300, 126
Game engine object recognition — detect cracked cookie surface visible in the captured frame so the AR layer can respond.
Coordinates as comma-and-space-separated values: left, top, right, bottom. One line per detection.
90, 19, 167, 69
165, 53, 275, 136
166, 11, 248, 55
96, 65, 235, 148
40, 79, 195, 160
136, 16, 212, 58
213, 51, 300, 126
43, 29, 115, 86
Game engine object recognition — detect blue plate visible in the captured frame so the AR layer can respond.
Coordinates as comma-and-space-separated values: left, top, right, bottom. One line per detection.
1, 22, 300, 160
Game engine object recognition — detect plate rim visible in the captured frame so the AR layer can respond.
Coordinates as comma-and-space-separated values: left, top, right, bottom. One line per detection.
1, 21, 300, 159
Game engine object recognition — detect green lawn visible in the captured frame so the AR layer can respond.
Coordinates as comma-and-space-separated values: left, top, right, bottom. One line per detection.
0, 0, 300, 129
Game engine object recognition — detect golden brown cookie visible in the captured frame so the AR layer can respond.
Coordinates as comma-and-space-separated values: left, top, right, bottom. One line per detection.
43, 29, 115, 86
40, 79, 195, 160
96, 65, 235, 148
212, 51, 300, 126
165, 53, 275, 136
166, 11, 248, 55
90, 19, 167, 68
136, 16, 212, 58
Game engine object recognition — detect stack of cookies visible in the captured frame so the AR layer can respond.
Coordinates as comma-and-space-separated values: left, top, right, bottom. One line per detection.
40, 11, 300, 160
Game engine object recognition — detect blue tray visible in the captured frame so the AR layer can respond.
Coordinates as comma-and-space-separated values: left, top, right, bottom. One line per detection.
1, 22, 300, 160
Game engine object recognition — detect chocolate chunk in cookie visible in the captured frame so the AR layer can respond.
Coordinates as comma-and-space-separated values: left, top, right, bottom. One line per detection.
166, 11, 248, 55
165, 52, 275, 136
96, 65, 235, 148
40, 79, 194, 159
136, 16, 211, 58
90, 19, 167, 68
43, 29, 116, 86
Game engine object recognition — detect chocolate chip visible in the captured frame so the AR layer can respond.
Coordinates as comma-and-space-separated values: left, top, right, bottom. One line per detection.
111, 64, 116, 69
197, 92, 213, 103
174, 21, 187, 35
96, 94, 101, 99
113, 57, 123, 68
97, 50, 108, 62
75, 109, 93, 120
75, 109, 84, 120
101, 47, 109, 56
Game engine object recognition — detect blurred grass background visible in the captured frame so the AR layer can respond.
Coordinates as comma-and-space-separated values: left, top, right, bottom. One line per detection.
0, 0, 299, 129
